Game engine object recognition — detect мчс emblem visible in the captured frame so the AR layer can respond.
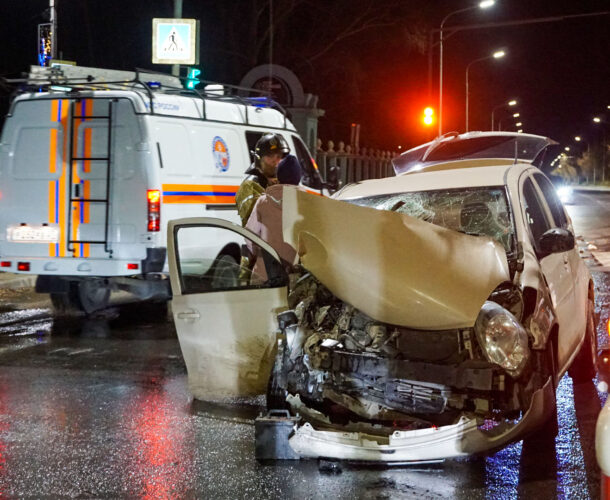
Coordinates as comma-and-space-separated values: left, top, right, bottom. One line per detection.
212, 136, 230, 172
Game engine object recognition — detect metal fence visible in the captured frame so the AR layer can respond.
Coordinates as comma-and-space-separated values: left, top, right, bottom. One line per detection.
315, 143, 397, 188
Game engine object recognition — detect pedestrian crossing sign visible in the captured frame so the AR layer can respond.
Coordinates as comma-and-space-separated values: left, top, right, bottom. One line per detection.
152, 18, 199, 65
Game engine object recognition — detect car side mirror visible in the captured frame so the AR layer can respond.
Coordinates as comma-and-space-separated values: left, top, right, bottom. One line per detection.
538, 227, 575, 254
325, 165, 341, 193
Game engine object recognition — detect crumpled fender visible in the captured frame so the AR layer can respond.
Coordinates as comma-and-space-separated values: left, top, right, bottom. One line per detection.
282, 187, 509, 330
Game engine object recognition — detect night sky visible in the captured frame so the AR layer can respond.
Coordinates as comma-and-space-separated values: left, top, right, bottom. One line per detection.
1, 0, 608, 152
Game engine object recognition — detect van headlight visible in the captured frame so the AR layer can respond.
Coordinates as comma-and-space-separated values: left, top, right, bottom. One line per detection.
474, 301, 530, 377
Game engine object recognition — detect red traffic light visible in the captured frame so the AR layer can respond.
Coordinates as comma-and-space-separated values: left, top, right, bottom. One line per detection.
423, 107, 435, 126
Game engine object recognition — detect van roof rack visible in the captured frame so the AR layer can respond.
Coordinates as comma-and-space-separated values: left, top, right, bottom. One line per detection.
3, 64, 290, 129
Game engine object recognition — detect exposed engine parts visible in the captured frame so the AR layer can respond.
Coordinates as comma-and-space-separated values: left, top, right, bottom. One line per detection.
272, 273, 548, 428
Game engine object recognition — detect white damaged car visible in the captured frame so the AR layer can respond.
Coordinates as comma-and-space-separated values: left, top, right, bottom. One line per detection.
167, 132, 597, 462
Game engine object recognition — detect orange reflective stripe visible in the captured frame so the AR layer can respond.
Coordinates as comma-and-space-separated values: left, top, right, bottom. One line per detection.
48, 101, 58, 256
161, 184, 239, 204
58, 99, 69, 257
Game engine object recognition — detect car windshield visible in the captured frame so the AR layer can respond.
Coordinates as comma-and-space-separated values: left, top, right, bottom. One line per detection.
348, 186, 515, 254
393, 134, 554, 175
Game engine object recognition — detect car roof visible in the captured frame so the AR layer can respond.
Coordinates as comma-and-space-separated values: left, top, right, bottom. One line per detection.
335, 161, 533, 200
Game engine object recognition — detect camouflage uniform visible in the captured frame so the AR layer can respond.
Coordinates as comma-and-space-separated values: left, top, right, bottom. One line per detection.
235, 165, 274, 226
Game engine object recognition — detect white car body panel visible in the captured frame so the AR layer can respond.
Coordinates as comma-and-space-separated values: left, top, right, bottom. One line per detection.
167, 217, 288, 400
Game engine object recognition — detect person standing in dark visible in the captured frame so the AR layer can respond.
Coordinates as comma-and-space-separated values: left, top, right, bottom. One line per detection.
235, 133, 290, 226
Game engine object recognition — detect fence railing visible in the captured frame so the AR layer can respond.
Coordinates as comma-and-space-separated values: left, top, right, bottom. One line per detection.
315, 148, 397, 187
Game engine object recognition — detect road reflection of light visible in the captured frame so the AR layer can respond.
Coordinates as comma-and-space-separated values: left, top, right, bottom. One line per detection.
555, 376, 589, 499
485, 439, 522, 499
0, 380, 8, 496
127, 379, 193, 500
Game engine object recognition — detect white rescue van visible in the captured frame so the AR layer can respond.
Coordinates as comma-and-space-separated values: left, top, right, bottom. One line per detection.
0, 65, 324, 313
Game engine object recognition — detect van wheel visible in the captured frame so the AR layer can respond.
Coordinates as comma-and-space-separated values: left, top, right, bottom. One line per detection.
569, 298, 597, 383
211, 254, 239, 289
50, 283, 80, 314
76, 279, 111, 314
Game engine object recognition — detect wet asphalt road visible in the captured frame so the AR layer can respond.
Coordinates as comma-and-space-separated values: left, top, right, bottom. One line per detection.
0, 190, 608, 499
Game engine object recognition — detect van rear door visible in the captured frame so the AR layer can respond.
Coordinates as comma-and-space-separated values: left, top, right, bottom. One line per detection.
0, 96, 146, 267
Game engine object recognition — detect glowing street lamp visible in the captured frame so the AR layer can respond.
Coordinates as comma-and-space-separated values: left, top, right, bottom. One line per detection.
594, 117, 602, 123
438, 0, 496, 135
515, 122, 522, 127
465, 49, 506, 132
513, 113, 520, 118
491, 99, 517, 131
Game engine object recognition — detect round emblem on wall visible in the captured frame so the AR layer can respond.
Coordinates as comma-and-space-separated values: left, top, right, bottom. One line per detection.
212, 136, 230, 172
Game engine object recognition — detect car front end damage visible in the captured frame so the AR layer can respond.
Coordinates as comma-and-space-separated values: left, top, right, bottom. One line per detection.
257, 187, 557, 462
263, 274, 555, 462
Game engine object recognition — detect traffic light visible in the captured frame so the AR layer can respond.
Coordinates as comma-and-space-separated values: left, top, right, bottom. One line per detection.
422, 107, 435, 126
185, 67, 201, 90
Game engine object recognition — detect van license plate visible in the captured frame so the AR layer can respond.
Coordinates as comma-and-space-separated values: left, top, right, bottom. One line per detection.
7, 224, 60, 243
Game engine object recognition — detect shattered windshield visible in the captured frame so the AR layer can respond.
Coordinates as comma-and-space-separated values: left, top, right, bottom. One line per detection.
348, 187, 515, 253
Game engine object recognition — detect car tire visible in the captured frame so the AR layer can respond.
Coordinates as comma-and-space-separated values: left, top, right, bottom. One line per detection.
530, 335, 559, 440
266, 343, 288, 411
568, 298, 597, 384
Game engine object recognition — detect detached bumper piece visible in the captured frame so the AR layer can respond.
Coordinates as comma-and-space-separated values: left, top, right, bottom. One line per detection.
255, 410, 302, 460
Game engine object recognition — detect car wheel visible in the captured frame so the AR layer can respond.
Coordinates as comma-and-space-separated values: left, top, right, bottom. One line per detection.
266, 343, 288, 411
569, 298, 597, 383
529, 335, 559, 440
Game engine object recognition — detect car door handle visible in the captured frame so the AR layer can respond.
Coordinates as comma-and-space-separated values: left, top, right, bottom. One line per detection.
177, 310, 200, 321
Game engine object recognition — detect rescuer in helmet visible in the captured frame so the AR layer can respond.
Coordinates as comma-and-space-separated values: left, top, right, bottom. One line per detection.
235, 133, 290, 226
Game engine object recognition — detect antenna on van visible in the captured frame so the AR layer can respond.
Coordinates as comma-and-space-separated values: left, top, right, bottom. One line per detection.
514, 139, 518, 164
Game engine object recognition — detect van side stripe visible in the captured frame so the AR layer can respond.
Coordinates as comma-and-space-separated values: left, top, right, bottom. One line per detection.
58, 99, 69, 257
48, 101, 59, 256
162, 184, 239, 204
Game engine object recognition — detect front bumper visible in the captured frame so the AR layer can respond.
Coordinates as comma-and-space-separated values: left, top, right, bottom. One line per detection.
276, 378, 554, 462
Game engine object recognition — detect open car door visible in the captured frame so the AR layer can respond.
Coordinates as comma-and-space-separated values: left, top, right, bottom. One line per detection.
167, 217, 289, 400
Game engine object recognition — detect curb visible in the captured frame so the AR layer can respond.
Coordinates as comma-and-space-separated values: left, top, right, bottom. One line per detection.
0, 274, 37, 290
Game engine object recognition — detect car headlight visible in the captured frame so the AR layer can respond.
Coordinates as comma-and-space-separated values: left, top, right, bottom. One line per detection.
556, 186, 573, 203
474, 301, 530, 377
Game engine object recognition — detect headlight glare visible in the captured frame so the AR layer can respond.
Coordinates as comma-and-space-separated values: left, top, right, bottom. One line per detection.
475, 301, 529, 377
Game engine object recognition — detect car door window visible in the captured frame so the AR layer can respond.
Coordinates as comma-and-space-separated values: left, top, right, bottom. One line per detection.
522, 178, 552, 253
533, 173, 568, 228
174, 225, 286, 295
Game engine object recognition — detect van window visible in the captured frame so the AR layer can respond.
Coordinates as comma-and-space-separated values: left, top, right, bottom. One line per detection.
245, 131, 264, 163
291, 135, 322, 190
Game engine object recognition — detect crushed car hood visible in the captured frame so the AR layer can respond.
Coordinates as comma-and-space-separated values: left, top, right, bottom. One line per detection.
282, 187, 509, 330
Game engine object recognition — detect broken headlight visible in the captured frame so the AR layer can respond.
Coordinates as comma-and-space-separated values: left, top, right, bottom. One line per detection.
474, 301, 529, 378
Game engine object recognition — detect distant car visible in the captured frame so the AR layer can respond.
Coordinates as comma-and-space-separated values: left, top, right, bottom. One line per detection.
547, 174, 575, 205
167, 132, 596, 462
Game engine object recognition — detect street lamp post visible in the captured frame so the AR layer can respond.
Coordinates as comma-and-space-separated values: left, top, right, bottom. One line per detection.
593, 117, 607, 183
491, 99, 517, 131
465, 50, 505, 132
438, 0, 495, 136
